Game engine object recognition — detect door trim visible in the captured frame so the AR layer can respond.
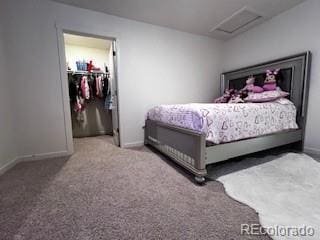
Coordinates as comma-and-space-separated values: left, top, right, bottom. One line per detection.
55, 23, 122, 153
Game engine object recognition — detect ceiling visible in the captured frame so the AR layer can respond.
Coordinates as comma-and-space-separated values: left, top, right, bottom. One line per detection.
64, 33, 112, 50
54, 0, 305, 40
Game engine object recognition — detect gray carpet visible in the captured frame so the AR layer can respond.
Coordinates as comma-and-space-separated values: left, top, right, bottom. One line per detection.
0, 136, 271, 240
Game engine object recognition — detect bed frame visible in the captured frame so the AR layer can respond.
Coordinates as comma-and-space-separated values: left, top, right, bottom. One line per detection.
144, 52, 311, 183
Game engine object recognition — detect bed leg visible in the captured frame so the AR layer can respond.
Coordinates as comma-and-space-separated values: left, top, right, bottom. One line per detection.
194, 176, 206, 185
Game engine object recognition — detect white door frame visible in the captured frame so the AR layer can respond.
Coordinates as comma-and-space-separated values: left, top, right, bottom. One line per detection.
55, 23, 122, 155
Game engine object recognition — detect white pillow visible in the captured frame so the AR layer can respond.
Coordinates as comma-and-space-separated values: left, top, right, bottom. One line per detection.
245, 90, 289, 103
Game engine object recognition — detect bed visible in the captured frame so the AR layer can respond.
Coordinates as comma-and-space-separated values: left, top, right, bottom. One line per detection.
147, 99, 298, 144
144, 52, 311, 184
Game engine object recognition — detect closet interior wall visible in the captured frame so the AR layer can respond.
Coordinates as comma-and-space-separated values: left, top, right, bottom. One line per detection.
64, 33, 113, 138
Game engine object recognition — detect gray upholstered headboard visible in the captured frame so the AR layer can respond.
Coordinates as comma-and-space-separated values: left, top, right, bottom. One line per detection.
221, 52, 311, 127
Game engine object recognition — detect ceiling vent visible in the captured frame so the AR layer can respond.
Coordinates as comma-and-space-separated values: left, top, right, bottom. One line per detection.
210, 7, 266, 40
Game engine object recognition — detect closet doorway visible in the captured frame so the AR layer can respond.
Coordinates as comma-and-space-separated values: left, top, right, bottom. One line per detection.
62, 32, 120, 147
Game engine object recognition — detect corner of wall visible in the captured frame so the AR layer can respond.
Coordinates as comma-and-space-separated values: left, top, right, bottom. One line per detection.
0, 6, 18, 175
0, 158, 19, 176
304, 147, 320, 157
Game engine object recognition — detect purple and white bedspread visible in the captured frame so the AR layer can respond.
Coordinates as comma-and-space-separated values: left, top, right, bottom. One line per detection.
146, 98, 298, 144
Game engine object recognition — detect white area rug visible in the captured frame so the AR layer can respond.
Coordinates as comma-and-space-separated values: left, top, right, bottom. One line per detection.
209, 153, 320, 240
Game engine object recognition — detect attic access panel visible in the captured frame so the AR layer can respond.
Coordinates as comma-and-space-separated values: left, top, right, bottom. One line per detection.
216, 9, 262, 34
210, 7, 265, 39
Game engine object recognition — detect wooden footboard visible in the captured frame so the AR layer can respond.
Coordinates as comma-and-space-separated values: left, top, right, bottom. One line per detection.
144, 120, 207, 181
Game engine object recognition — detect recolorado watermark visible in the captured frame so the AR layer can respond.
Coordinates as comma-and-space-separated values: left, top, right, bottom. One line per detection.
241, 224, 315, 237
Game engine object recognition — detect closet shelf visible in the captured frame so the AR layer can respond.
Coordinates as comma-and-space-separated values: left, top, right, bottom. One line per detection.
67, 70, 106, 75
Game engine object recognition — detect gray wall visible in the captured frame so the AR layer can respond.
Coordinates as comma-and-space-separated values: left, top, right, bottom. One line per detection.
0, 22, 16, 172
1, 0, 223, 162
222, 0, 320, 154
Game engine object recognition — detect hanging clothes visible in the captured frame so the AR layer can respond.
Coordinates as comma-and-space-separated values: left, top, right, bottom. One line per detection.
87, 75, 95, 100
104, 77, 113, 110
73, 95, 85, 122
105, 94, 113, 110
95, 75, 103, 98
73, 96, 83, 112
81, 76, 90, 100
69, 80, 78, 104
102, 75, 109, 97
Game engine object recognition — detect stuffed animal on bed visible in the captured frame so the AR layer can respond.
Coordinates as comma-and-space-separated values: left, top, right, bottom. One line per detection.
228, 89, 248, 103
263, 69, 280, 91
214, 89, 248, 103
214, 89, 234, 103
244, 76, 264, 93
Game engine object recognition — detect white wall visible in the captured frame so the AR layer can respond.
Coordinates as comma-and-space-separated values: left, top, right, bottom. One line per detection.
0, 23, 16, 172
2, 0, 222, 158
64, 44, 109, 72
222, 0, 320, 154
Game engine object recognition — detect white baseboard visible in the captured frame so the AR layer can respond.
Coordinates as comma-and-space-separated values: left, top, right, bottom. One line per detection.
0, 157, 19, 176
304, 147, 320, 157
0, 150, 71, 176
17, 150, 70, 162
123, 141, 144, 148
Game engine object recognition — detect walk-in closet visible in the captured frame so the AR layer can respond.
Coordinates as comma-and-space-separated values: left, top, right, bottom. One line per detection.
63, 33, 119, 145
